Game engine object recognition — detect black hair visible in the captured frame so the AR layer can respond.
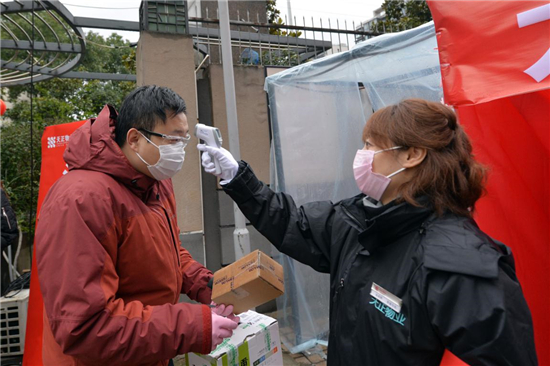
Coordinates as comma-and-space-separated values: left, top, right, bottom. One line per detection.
115, 85, 187, 147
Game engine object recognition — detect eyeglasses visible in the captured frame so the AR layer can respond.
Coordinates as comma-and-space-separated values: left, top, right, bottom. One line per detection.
138, 128, 191, 147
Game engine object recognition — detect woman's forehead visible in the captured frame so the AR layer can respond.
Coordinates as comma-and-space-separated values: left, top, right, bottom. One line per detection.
363, 130, 390, 146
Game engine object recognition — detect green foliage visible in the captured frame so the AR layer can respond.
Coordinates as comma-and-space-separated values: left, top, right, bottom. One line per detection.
266, 0, 302, 38
376, 0, 432, 33
266, 0, 280, 24
0, 109, 49, 233
0, 30, 136, 233
80, 32, 136, 74
123, 48, 137, 73
384, 0, 406, 21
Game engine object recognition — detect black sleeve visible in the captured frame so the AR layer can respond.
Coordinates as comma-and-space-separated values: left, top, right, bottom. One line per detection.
222, 161, 334, 273
425, 264, 538, 366
1, 189, 19, 250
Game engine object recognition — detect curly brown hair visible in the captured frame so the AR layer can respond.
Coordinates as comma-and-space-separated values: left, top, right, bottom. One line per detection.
363, 98, 487, 217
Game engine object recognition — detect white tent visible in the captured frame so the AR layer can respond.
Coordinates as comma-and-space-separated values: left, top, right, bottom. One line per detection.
264, 21, 443, 352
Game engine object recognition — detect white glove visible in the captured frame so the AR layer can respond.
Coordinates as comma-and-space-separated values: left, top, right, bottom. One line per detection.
197, 144, 238, 184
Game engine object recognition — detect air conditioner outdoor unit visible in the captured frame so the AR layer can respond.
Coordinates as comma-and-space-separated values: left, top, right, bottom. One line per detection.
0, 289, 29, 357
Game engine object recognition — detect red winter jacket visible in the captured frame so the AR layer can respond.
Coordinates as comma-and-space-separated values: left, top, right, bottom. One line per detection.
36, 105, 213, 366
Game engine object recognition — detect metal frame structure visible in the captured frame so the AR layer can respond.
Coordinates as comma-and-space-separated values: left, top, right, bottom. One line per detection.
1, 0, 88, 86
1, 1, 380, 86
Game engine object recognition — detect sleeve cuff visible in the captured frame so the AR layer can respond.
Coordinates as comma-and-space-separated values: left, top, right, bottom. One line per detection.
200, 304, 213, 354
222, 161, 263, 204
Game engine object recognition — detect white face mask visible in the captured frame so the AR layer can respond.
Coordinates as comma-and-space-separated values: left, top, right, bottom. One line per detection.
135, 132, 185, 180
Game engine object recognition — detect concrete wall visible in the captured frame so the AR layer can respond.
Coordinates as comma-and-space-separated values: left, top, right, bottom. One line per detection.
206, 64, 273, 264
137, 32, 203, 234
208, 64, 271, 183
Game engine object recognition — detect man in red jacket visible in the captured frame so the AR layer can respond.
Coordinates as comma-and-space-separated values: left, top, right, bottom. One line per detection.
36, 85, 237, 366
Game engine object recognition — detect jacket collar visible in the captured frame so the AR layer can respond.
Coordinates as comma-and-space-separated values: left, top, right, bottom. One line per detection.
339, 195, 434, 254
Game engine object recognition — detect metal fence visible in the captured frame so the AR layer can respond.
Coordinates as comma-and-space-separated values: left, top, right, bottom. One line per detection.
187, 10, 387, 67
1, 1, 414, 84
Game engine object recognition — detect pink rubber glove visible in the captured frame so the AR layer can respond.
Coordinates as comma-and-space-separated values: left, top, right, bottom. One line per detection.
211, 302, 241, 323
211, 312, 238, 351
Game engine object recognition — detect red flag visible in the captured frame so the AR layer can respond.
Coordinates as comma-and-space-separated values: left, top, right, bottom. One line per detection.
429, 1, 550, 365
431, 1, 550, 106
456, 91, 550, 364
23, 120, 85, 366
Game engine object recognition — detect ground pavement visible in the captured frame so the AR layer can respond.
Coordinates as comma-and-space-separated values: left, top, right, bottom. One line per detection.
281, 343, 327, 366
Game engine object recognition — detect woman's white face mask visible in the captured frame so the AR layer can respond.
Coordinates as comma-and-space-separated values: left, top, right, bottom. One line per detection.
135, 131, 185, 180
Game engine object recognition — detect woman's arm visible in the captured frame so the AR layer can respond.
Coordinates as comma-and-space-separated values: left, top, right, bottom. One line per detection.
223, 161, 334, 273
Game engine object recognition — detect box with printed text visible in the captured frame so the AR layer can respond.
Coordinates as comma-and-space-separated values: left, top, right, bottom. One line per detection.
212, 250, 284, 314
184, 310, 282, 366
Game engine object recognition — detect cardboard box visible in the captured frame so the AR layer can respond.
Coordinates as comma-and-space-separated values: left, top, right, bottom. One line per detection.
184, 310, 283, 366
212, 250, 284, 314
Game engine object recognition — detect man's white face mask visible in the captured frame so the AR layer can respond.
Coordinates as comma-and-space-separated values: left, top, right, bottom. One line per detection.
135, 131, 186, 180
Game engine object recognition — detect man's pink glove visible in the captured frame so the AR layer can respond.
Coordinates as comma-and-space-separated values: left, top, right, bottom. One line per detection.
211, 312, 238, 351
211, 302, 241, 323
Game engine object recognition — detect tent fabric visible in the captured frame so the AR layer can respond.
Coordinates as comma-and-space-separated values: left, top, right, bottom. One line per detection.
264, 22, 443, 353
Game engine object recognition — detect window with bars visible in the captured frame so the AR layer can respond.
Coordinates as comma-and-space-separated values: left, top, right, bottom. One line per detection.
140, 1, 189, 35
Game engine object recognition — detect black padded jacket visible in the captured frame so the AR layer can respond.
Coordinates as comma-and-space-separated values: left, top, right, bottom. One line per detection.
222, 161, 538, 366
1, 188, 18, 250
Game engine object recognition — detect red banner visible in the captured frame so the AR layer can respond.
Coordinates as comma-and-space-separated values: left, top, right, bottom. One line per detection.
23, 120, 86, 366
431, 1, 550, 106
455, 91, 550, 365
429, 1, 550, 365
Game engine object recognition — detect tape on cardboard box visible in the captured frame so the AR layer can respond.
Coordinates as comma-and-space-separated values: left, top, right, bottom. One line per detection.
212, 250, 284, 314
184, 311, 283, 366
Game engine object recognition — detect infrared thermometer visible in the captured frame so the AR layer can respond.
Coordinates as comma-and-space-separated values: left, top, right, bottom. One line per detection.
194, 123, 223, 175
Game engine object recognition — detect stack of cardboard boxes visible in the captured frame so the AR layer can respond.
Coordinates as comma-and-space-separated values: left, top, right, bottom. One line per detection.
184, 250, 285, 366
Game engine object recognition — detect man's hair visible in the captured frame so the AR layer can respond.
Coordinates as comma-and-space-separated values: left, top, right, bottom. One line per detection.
363, 98, 487, 217
115, 85, 187, 147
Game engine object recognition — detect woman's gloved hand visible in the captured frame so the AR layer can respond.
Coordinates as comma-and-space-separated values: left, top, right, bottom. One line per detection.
211, 312, 238, 351
211, 302, 241, 323
197, 144, 238, 184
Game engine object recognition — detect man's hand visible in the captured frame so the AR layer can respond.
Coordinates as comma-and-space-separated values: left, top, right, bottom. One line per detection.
211, 302, 241, 323
197, 144, 238, 184
211, 312, 238, 351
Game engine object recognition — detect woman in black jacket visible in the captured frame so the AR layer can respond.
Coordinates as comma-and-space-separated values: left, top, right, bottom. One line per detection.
197, 98, 537, 365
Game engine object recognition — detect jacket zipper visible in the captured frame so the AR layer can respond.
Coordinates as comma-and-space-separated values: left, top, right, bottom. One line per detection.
334, 278, 345, 300
152, 204, 182, 302
333, 205, 366, 304
341, 205, 366, 231
161, 207, 181, 268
